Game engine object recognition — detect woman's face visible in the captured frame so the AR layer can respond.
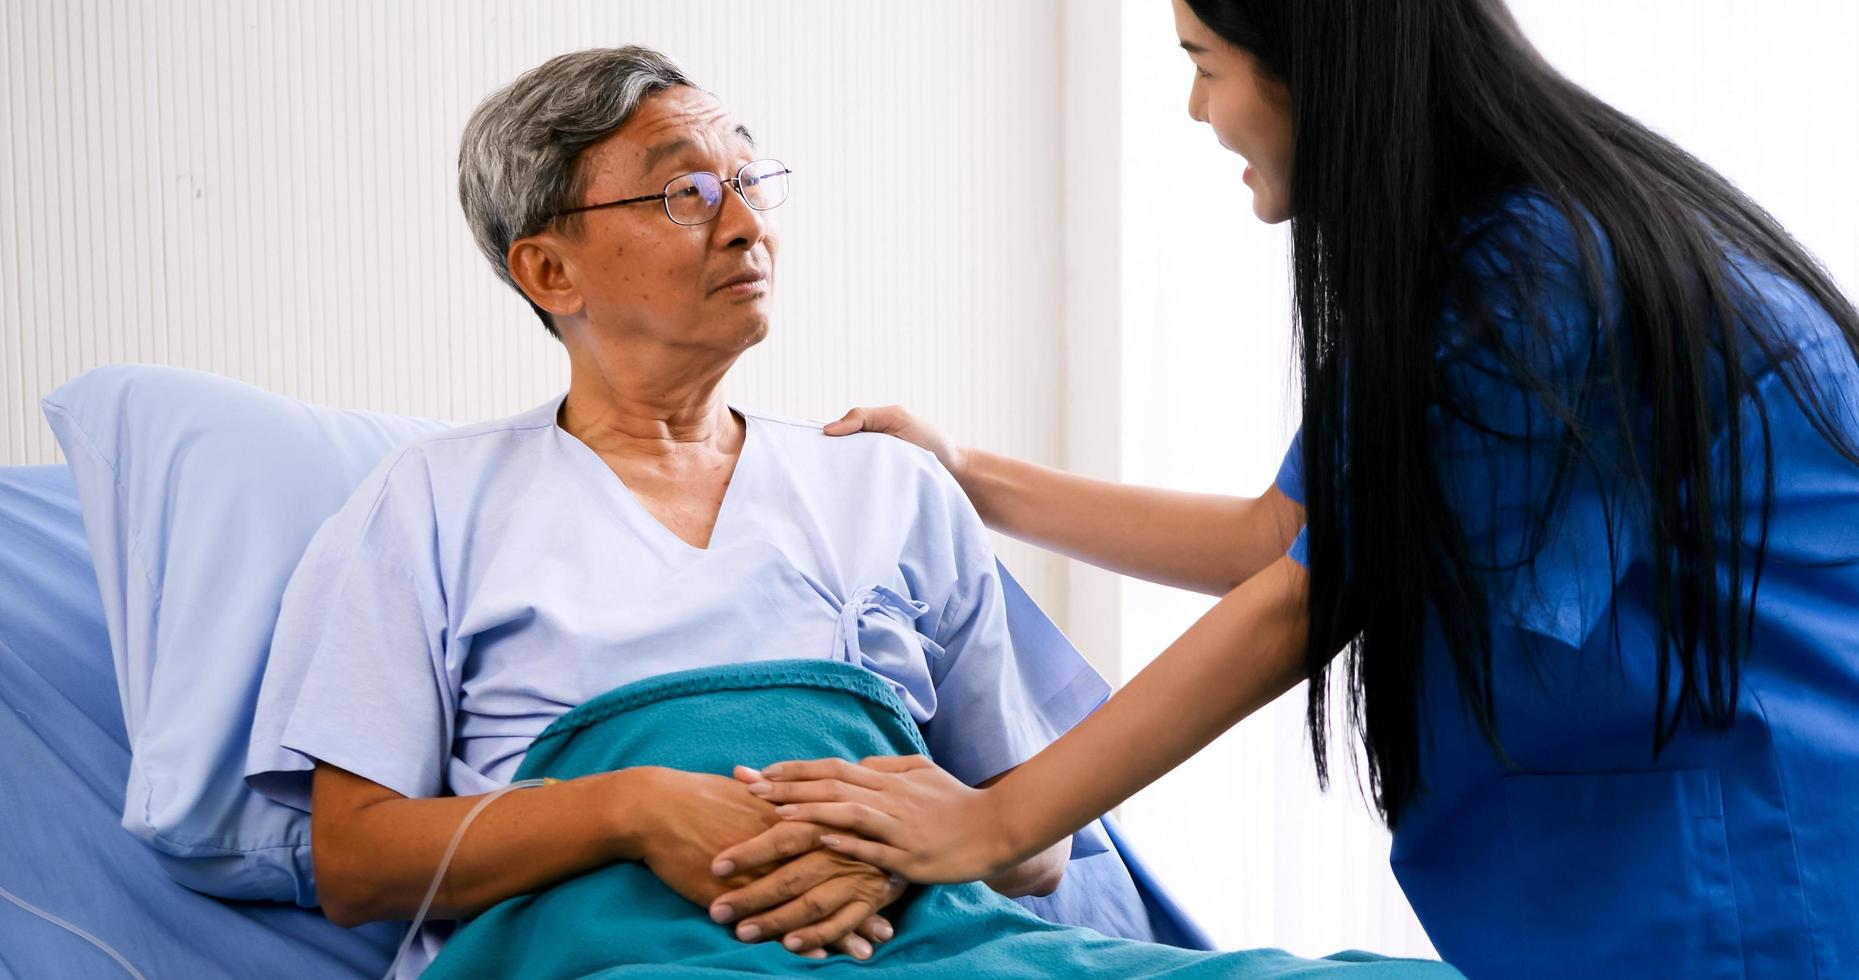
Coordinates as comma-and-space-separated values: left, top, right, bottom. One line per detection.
1172, 0, 1295, 224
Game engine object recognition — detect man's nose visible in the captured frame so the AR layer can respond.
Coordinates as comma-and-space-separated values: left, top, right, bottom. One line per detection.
712, 181, 768, 249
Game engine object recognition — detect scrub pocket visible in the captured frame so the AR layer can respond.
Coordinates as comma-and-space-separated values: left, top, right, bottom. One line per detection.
1503, 768, 1744, 978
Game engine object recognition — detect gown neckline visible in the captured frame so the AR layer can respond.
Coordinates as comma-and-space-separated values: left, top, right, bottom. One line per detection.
552, 400, 757, 555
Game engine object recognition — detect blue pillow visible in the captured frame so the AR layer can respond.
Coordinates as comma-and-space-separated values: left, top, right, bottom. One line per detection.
41, 365, 448, 905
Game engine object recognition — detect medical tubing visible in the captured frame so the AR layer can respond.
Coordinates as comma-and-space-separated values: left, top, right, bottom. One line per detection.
382, 777, 552, 980
0, 881, 150, 980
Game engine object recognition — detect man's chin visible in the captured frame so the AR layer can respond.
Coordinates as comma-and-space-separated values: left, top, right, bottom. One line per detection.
732, 315, 771, 352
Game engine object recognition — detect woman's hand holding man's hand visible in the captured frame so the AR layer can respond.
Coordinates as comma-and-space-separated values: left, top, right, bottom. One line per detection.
625, 768, 898, 960
712, 756, 1018, 888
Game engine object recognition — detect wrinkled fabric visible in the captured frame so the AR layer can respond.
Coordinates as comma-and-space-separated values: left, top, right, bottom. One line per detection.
424, 659, 1458, 980
832, 583, 946, 721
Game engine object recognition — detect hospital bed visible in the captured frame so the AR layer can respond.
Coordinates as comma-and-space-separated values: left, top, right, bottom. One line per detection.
0, 449, 1211, 977
0, 463, 402, 977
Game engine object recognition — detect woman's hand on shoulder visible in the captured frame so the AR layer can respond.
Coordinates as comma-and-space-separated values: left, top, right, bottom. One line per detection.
824, 406, 968, 481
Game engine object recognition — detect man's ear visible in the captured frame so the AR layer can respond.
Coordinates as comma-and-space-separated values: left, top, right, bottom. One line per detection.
508, 233, 585, 319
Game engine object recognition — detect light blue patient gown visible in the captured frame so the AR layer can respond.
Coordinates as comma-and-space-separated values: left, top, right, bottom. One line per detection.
1278, 193, 1859, 978
246, 399, 1193, 977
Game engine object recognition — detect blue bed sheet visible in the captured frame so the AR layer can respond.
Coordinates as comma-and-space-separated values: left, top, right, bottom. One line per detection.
0, 464, 399, 979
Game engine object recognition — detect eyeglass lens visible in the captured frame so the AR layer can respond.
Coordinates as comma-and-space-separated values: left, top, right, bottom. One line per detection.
663, 159, 790, 225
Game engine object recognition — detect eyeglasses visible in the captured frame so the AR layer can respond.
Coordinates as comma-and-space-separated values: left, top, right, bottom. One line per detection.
551, 158, 792, 227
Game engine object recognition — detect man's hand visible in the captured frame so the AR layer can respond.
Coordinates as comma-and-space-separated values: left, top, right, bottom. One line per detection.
623, 768, 778, 907
622, 767, 895, 960
707, 811, 906, 957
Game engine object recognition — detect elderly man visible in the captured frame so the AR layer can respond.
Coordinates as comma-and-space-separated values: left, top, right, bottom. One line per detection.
245, 47, 1160, 976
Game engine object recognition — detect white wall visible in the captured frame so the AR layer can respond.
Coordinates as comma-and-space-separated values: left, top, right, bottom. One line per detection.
1058, 0, 1130, 698
0, 0, 1073, 627
1510, 0, 1859, 295
1105, 0, 1859, 961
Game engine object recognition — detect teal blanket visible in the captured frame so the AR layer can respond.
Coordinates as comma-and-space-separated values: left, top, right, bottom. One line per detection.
425, 660, 1459, 978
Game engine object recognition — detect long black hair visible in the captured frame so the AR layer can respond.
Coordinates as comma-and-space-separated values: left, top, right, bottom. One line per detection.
1187, 0, 1859, 825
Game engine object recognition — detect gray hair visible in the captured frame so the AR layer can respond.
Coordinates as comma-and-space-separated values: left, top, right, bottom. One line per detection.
458, 46, 697, 339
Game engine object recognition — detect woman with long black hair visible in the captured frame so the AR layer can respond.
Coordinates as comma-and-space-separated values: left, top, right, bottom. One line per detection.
713, 1, 1859, 974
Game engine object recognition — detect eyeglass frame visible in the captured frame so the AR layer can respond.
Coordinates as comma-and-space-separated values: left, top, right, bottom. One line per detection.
549, 158, 792, 227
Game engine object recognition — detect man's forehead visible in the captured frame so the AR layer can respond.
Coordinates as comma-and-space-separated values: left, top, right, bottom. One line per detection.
598, 87, 755, 176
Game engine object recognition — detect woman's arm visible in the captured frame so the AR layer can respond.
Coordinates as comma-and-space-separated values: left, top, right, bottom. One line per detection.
975, 768, 1070, 897
961, 448, 1303, 596
716, 555, 1314, 883
827, 407, 1302, 595
973, 555, 1311, 870
980, 836, 1071, 898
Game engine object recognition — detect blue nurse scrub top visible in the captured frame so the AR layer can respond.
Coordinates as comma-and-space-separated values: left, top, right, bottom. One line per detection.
1277, 192, 1859, 978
